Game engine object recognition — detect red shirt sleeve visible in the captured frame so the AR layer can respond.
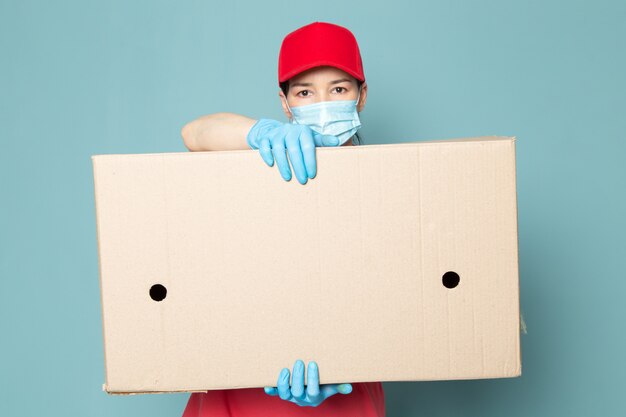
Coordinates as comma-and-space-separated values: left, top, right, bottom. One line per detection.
182, 382, 385, 417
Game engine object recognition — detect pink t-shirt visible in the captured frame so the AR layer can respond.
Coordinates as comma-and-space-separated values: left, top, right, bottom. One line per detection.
182, 382, 385, 417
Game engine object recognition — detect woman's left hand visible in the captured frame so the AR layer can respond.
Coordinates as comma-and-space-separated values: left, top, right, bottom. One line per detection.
264, 359, 353, 407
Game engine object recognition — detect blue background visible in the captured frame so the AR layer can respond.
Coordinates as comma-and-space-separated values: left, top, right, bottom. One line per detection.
1, 0, 624, 416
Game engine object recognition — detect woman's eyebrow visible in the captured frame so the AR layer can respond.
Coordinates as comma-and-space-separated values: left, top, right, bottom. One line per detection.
290, 81, 313, 87
329, 78, 352, 85
290, 78, 352, 88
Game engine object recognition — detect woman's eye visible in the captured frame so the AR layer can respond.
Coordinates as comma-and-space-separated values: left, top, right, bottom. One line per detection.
297, 90, 310, 97
333, 87, 347, 93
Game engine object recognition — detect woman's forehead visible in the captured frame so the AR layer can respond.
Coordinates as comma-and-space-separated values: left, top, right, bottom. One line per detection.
289, 66, 356, 86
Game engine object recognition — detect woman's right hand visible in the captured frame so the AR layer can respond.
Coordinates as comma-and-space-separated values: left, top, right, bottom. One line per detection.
263, 359, 353, 407
246, 119, 340, 184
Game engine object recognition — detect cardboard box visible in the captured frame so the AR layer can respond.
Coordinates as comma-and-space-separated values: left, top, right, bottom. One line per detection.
92, 136, 521, 394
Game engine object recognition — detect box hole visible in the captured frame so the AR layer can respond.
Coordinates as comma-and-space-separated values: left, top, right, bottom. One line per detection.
442, 271, 460, 289
150, 284, 167, 301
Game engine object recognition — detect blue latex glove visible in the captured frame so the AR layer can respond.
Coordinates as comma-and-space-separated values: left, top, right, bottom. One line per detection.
264, 359, 353, 407
246, 119, 340, 184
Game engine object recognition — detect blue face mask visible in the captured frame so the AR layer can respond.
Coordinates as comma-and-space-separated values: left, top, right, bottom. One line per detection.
287, 87, 362, 146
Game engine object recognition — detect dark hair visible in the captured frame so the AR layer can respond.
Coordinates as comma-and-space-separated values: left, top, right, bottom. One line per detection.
280, 79, 364, 146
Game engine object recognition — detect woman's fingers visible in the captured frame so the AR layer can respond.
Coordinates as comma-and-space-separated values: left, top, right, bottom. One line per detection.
312, 132, 340, 147
270, 131, 292, 181
277, 368, 292, 401
270, 361, 351, 406
258, 137, 275, 167
306, 361, 321, 399
320, 382, 352, 399
285, 127, 308, 184
291, 359, 306, 399
337, 383, 353, 394
320, 134, 341, 147
299, 128, 317, 179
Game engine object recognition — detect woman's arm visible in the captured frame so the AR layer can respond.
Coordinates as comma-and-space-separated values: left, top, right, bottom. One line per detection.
181, 112, 338, 184
181, 112, 257, 151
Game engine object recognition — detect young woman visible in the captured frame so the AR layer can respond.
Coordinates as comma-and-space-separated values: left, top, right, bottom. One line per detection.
180, 22, 385, 417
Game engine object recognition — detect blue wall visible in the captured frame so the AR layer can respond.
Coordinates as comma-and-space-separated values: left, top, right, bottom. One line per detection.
1, 1, 624, 416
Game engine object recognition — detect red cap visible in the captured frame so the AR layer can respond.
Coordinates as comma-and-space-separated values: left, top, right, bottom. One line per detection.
278, 22, 365, 85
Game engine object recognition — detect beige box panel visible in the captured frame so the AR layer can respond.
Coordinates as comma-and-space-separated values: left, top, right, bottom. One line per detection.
92, 136, 521, 394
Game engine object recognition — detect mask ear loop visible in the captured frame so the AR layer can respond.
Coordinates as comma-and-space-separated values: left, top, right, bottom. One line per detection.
355, 84, 362, 107
351, 84, 363, 146
285, 96, 298, 124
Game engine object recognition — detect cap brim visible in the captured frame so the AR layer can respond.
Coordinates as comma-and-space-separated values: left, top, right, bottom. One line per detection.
279, 60, 365, 84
